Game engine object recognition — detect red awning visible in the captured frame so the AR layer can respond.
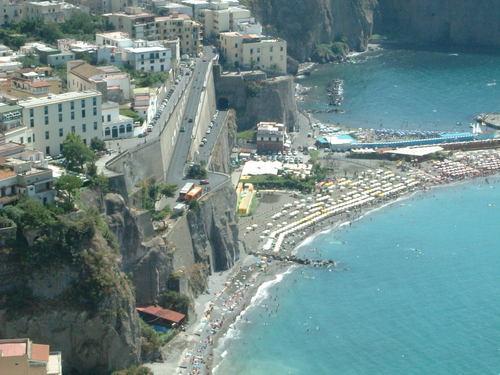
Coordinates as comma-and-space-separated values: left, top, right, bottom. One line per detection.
136, 306, 186, 324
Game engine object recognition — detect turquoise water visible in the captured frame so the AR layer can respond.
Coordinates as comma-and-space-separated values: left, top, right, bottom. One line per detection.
216, 180, 500, 374
300, 49, 500, 130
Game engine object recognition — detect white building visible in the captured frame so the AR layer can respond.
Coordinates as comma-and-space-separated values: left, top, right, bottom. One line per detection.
102, 101, 134, 139
201, 3, 252, 38
18, 91, 103, 156
220, 32, 287, 74
95, 31, 134, 49
123, 44, 171, 72
25, 1, 80, 23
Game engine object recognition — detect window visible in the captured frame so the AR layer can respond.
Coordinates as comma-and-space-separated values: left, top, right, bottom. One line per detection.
70, 101, 74, 110
58, 103, 62, 112
44, 116, 49, 125
83, 138, 87, 145
119, 124, 125, 133
93, 107, 97, 116
270, 46, 273, 52
29, 108, 34, 117
82, 109, 86, 118
93, 121, 98, 130
71, 126, 75, 133
105, 127, 110, 136
60, 144, 63, 153
82, 123, 86, 132
250, 48, 253, 54
32, 134, 35, 142
20, 136, 23, 144
107, 114, 111, 122
44, 106, 48, 115
45, 146, 50, 155
71, 111, 75, 120
126, 123, 133, 132
27, 137, 31, 143
92, 97, 97, 106
59, 113, 63, 122
161, 65, 164, 71
45, 131, 49, 140
81, 99, 85, 108
59, 128, 63, 137
30, 118, 34, 127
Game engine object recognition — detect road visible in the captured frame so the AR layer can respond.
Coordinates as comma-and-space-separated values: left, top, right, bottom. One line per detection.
165, 49, 216, 186
197, 110, 228, 164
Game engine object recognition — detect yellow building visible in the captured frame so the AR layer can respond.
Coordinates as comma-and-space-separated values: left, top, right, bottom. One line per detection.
220, 32, 287, 74
155, 14, 203, 56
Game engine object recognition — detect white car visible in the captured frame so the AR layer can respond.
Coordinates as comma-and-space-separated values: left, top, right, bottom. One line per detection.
206, 129, 211, 134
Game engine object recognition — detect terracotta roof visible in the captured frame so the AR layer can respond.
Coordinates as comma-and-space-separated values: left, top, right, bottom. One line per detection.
30, 80, 50, 88
70, 61, 102, 80
0, 342, 27, 357
137, 306, 186, 324
0, 167, 15, 180
31, 344, 49, 362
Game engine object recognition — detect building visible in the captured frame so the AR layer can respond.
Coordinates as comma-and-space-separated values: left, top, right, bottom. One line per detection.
95, 31, 134, 49
180, 0, 209, 20
155, 14, 202, 56
104, 9, 158, 40
123, 43, 171, 72
256, 121, 287, 153
18, 91, 103, 156
137, 305, 186, 329
69, 0, 137, 13
25, 0, 81, 23
201, 2, 252, 38
220, 32, 287, 74
102, 101, 134, 139
0, 103, 24, 145
0, 157, 55, 207
157, 2, 192, 17
67, 60, 132, 102
0, 338, 61, 375
0, 0, 26, 25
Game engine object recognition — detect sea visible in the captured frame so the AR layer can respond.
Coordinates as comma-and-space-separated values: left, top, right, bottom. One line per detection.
214, 48, 500, 375
299, 48, 500, 131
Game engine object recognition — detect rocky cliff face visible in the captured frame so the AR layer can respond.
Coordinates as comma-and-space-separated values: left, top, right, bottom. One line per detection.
246, 0, 377, 61
376, 0, 500, 48
215, 71, 298, 131
187, 185, 240, 272
0, 215, 141, 374
104, 193, 176, 306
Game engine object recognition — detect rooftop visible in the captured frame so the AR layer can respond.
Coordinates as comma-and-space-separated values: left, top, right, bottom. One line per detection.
125, 46, 168, 53
18, 91, 101, 107
137, 306, 186, 324
96, 31, 131, 40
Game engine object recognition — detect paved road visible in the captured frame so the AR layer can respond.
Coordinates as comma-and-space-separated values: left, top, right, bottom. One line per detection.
197, 110, 228, 164
165, 50, 216, 186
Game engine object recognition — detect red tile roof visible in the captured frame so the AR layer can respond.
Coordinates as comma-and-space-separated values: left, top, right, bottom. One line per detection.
137, 306, 186, 324
0, 342, 27, 357
31, 344, 49, 362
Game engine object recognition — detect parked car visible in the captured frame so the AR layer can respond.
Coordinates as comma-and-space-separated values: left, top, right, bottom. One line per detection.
200, 179, 210, 185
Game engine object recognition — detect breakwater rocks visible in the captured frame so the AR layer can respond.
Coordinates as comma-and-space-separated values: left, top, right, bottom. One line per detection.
251, 252, 337, 268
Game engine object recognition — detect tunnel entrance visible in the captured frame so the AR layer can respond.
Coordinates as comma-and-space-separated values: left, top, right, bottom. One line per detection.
217, 97, 229, 110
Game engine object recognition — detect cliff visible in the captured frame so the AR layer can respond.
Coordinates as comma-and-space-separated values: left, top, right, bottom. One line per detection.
215, 70, 298, 131
0, 200, 141, 374
245, 0, 377, 61
376, 0, 500, 48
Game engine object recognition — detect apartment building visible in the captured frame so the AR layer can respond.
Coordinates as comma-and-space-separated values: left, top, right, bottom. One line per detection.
0, 338, 61, 374
25, 1, 80, 23
67, 60, 132, 102
0, 103, 25, 145
201, 3, 251, 38
123, 43, 171, 72
18, 91, 102, 156
155, 14, 202, 56
220, 32, 287, 74
104, 8, 157, 40
256, 121, 287, 153
70, 0, 137, 13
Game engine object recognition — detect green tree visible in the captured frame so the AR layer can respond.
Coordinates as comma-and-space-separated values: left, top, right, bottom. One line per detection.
158, 183, 177, 198
62, 133, 95, 173
55, 174, 83, 210
90, 137, 106, 152
186, 164, 207, 179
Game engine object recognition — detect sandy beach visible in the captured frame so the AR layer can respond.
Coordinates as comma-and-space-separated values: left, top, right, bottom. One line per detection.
148, 147, 500, 375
